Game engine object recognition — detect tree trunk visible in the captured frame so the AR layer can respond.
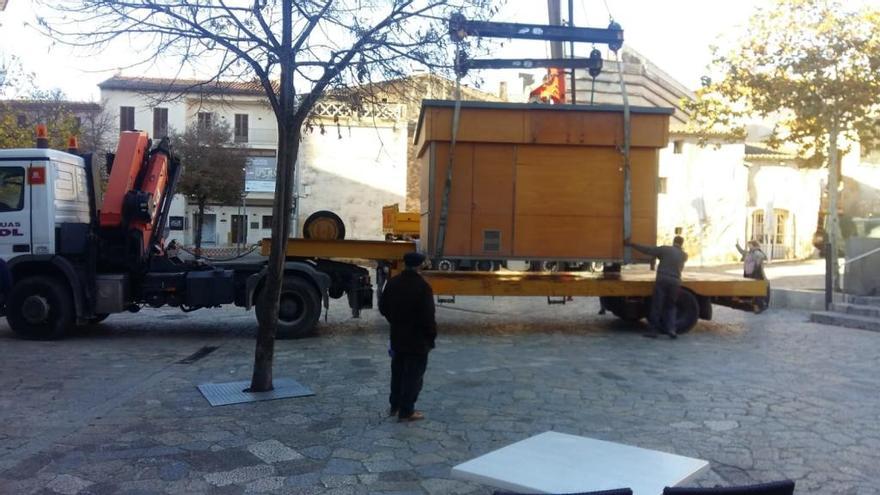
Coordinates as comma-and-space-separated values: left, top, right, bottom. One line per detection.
194, 198, 206, 258
249, 0, 297, 393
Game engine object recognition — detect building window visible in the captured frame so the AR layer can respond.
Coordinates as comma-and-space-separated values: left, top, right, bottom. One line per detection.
120, 106, 135, 131
751, 210, 766, 243
16, 114, 26, 128
73, 116, 82, 129
262, 215, 273, 229
234, 114, 249, 143
658, 177, 668, 194
197, 112, 213, 130
673, 140, 684, 154
153, 107, 168, 138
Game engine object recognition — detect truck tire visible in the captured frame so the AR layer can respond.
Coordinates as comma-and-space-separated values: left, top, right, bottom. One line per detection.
257, 277, 321, 339
675, 289, 700, 334
7, 276, 75, 340
303, 210, 346, 240
87, 314, 110, 325
601, 296, 646, 322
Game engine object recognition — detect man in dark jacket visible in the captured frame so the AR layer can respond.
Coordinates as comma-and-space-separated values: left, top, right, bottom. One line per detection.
379, 252, 436, 422
626, 236, 688, 339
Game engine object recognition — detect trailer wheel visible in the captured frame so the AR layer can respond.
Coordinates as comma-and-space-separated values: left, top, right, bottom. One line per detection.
675, 289, 700, 334
7, 276, 75, 340
257, 277, 321, 339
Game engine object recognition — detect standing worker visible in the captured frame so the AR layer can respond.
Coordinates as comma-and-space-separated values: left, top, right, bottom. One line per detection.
736, 240, 769, 312
625, 236, 689, 339
379, 252, 436, 422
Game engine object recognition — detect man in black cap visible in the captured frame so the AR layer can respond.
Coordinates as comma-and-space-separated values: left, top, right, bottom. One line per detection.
626, 236, 688, 339
379, 251, 436, 422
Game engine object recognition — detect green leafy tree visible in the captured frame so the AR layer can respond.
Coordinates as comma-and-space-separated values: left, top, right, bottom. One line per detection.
174, 121, 246, 256
688, 0, 880, 289
0, 89, 82, 150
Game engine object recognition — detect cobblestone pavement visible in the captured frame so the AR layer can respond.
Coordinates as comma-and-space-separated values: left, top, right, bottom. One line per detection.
0, 297, 878, 495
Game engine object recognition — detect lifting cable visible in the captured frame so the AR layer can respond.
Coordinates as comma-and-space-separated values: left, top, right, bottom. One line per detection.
434, 47, 465, 260
614, 48, 632, 264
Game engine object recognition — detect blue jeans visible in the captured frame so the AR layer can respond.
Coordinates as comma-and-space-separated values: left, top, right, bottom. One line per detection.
649, 278, 680, 334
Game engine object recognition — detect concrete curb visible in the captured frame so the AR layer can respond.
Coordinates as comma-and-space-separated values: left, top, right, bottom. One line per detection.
770, 288, 827, 311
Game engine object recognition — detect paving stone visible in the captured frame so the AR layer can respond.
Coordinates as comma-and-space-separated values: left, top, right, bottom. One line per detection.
2, 302, 879, 494
204, 464, 275, 487
324, 458, 366, 476
247, 439, 304, 463
244, 476, 286, 493
45, 474, 94, 495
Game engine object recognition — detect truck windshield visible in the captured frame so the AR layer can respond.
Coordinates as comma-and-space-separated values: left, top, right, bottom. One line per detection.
0, 167, 24, 212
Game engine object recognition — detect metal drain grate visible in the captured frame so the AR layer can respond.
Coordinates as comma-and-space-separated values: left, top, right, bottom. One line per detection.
177, 346, 219, 364
197, 378, 314, 406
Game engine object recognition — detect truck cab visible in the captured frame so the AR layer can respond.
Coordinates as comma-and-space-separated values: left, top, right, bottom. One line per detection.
0, 148, 91, 260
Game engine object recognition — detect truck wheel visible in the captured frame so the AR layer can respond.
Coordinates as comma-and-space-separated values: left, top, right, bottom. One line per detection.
257, 277, 321, 339
303, 210, 346, 240
87, 314, 110, 325
675, 289, 700, 334
601, 296, 646, 322
7, 276, 75, 340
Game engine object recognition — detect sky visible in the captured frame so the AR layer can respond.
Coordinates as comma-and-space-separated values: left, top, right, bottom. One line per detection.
0, 0, 842, 102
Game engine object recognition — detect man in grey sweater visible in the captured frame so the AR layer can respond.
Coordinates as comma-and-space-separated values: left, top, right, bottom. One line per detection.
626, 236, 688, 338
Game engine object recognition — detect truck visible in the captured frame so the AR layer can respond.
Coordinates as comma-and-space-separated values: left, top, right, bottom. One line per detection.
0, 118, 766, 341
0, 129, 372, 340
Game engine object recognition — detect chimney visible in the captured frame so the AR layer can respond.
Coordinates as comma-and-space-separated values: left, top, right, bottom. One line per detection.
498, 81, 508, 101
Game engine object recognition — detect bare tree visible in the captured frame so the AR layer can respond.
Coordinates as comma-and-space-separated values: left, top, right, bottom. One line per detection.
38, 0, 497, 392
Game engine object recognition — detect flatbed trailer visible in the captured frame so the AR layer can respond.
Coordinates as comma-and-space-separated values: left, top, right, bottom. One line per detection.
263, 238, 768, 337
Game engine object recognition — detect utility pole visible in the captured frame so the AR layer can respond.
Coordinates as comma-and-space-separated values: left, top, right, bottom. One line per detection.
827, 119, 841, 292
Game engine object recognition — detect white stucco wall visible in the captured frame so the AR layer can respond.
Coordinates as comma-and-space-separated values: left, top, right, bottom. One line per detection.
102, 85, 410, 245
658, 137, 748, 265
100, 89, 274, 145
296, 123, 408, 240
749, 164, 823, 259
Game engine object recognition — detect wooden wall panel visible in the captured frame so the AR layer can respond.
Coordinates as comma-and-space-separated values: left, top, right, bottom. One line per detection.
514, 146, 622, 217
427, 143, 473, 257
513, 216, 622, 258
470, 144, 514, 256
418, 106, 671, 148
429, 107, 525, 144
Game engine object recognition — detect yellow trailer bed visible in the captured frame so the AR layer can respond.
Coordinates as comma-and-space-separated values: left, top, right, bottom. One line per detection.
264, 237, 767, 330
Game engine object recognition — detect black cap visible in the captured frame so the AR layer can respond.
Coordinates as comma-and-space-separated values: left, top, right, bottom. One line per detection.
403, 252, 426, 268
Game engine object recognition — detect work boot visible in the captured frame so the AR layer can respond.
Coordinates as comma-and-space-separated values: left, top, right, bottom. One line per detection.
398, 411, 425, 422
388, 407, 399, 417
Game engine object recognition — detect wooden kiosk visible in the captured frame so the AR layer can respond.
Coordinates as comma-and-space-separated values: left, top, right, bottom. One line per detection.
414, 100, 674, 263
